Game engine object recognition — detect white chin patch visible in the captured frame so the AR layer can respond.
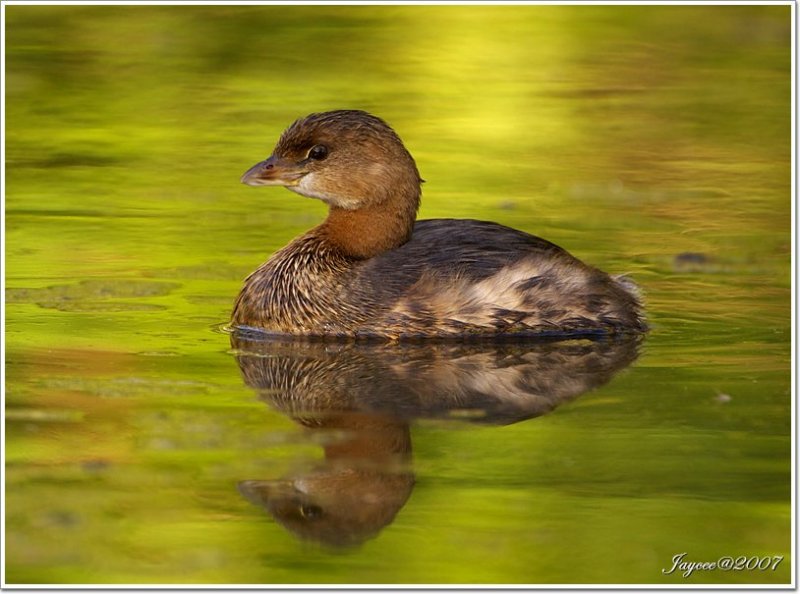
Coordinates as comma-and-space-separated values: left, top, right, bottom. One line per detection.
289, 173, 360, 209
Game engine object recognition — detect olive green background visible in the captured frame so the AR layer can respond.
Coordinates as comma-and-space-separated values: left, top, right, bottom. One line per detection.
5, 4, 792, 585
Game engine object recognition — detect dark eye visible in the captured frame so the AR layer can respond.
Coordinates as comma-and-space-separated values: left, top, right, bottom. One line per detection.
299, 504, 323, 520
308, 145, 328, 161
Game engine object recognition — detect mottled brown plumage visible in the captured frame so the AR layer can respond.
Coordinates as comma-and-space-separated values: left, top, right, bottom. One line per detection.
232, 110, 646, 339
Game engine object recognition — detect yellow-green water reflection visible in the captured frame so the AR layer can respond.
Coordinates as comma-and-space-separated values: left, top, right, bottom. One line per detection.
5, 4, 791, 585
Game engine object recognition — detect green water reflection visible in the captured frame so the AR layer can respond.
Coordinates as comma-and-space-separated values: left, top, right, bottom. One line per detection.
231, 335, 643, 550
5, 4, 791, 585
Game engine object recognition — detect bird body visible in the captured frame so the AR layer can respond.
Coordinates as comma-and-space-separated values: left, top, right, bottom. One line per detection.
232, 110, 645, 340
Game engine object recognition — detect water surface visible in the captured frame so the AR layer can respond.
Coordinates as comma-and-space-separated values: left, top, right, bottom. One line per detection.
4, 4, 792, 586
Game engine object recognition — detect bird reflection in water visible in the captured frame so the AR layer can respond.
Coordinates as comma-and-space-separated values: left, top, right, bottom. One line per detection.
231, 333, 642, 548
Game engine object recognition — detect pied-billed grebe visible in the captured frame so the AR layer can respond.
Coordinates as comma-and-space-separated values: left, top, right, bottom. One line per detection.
232, 110, 646, 340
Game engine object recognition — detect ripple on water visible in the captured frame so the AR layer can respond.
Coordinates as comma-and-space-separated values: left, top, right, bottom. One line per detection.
5, 279, 180, 312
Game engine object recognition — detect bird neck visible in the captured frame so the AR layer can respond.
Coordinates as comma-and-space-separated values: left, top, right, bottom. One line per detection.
318, 412, 411, 464
317, 189, 420, 259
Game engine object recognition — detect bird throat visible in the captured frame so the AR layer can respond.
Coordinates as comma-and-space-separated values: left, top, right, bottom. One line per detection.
318, 195, 419, 260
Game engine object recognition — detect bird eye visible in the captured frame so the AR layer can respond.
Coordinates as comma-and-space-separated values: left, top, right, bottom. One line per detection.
308, 145, 328, 161
299, 504, 323, 520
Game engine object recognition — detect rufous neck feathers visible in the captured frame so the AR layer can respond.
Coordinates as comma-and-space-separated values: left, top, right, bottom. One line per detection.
317, 191, 420, 259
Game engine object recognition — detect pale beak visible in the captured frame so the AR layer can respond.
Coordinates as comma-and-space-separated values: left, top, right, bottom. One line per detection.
240, 155, 306, 187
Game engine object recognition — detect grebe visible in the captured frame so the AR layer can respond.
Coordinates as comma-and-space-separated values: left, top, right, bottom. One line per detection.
232, 110, 645, 340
